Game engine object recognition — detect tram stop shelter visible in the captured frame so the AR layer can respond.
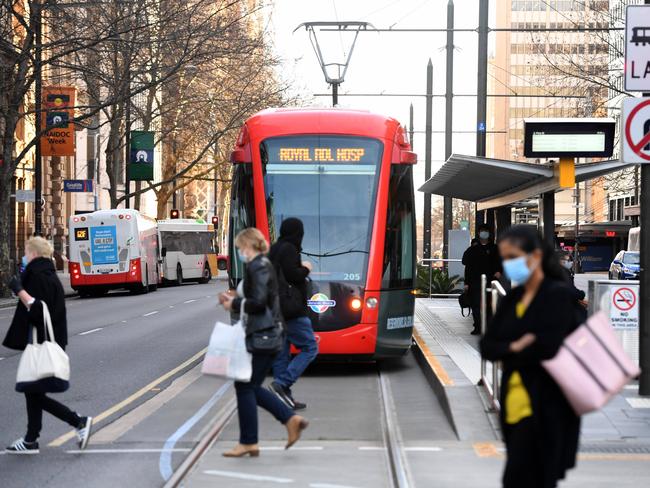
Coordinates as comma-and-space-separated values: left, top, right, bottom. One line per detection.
419, 154, 635, 243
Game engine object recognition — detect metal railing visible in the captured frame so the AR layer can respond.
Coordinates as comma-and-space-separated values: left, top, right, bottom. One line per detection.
479, 275, 507, 411
418, 258, 463, 298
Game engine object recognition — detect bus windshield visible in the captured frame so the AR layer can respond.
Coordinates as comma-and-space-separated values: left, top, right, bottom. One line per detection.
261, 135, 383, 284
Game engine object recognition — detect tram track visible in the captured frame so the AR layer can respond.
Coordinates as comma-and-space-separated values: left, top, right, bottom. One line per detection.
378, 366, 414, 488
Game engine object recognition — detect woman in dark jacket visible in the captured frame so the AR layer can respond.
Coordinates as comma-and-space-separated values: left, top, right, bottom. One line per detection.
4, 237, 92, 454
479, 226, 580, 488
220, 228, 308, 457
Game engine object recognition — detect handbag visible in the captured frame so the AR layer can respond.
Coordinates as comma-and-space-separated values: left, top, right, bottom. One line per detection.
16, 302, 70, 393
241, 298, 285, 355
458, 291, 471, 317
274, 260, 305, 320
201, 319, 252, 382
542, 311, 640, 416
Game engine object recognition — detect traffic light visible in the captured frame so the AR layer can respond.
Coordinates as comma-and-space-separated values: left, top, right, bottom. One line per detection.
211, 216, 219, 229
170, 209, 180, 219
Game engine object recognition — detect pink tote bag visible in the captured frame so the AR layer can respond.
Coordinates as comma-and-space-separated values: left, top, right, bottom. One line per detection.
542, 311, 640, 416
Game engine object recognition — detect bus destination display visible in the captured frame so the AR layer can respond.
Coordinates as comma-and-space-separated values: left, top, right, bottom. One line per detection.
265, 135, 382, 165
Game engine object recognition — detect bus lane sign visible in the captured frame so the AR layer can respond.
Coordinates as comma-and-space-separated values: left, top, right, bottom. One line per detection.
610, 285, 639, 329
625, 5, 650, 91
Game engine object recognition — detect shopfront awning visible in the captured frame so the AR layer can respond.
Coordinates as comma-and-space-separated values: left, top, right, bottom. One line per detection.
418, 154, 635, 211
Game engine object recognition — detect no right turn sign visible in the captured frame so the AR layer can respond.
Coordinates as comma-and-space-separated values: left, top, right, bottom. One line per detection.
622, 97, 650, 164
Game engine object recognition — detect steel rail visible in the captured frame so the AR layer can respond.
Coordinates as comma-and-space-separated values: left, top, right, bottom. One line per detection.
378, 368, 413, 488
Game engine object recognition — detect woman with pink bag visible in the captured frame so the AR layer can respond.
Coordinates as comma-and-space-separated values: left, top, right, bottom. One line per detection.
480, 225, 581, 488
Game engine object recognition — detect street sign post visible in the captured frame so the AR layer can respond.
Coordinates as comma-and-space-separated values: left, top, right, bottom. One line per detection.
63, 179, 93, 192
625, 5, 650, 92
622, 97, 650, 164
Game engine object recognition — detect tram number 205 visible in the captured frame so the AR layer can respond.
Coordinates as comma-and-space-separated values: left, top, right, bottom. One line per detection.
344, 273, 361, 281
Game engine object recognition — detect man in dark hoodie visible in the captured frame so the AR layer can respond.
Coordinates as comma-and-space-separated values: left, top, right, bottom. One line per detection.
268, 218, 318, 410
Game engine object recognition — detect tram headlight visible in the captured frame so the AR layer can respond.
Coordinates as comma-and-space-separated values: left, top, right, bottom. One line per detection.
350, 297, 363, 311
365, 297, 378, 309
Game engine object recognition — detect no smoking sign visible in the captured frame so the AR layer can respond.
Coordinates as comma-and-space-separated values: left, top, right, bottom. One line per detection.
622, 97, 650, 164
610, 285, 639, 330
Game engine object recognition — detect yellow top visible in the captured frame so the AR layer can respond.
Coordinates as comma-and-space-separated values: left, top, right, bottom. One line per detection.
505, 301, 533, 425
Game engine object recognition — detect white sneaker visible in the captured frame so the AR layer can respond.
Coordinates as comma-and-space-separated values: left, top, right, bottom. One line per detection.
5, 438, 39, 454
76, 416, 93, 450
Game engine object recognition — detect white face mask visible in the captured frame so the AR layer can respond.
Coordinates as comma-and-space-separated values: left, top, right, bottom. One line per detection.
561, 260, 573, 270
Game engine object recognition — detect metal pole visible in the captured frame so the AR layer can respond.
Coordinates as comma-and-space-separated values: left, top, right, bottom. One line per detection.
332, 83, 339, 106
574, 183, 580, 274
423, 59, 433, 260
639, 0, 650, 396
34, 1, 43, 236
124, 68, 131, 209
476, 0, 489, 160
443, 0, 454, 262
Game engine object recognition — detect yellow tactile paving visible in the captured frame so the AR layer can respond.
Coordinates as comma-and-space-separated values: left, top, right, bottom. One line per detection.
413, 329, 454, 386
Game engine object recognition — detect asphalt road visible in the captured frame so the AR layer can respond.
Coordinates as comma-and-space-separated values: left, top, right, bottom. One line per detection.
0, 278, 231, 487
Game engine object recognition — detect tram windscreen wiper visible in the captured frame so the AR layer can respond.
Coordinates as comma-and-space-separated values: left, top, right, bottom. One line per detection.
303, 249, 369, 258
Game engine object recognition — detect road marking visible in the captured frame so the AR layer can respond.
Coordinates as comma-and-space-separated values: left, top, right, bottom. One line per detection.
203, 470, 294, 483
310, 484, 363, 488
578, 453, 650, 461
260, 446, 324, 451
403, 447, 443, 452
159, 381, 232, 481
0, 357, 4, 361
626, 397, 650, 408
358, 446, 385, 451
49, 347, 207, 447
413, 329, 454, 386
168, 306, 174, 309
66, 448, 191, 454
79, 327, 103, 336
143, 311, 159, 317
184, 299, 196, 304
121, 320, 127, 323
93, 365, 204, 444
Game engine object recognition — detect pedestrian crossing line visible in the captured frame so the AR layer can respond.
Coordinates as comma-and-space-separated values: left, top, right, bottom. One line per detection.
203, 470, 294, 483
48, 347, 207, 447
79, 327, 103, 336
66, 448, 192, 454
143, 311, 159, 317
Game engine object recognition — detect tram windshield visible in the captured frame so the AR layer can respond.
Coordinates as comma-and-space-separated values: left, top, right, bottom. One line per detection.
261, 135, 383, 284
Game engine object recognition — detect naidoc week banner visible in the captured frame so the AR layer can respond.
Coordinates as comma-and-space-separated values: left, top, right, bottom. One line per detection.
41, 86, 76, 157
129, 131, 155, 181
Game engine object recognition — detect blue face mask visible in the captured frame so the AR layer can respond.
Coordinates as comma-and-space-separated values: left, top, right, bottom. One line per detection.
237, 249, 249, 264
503, 256, 532, 284
21, 255, 28, 268
479, 231, 490, 240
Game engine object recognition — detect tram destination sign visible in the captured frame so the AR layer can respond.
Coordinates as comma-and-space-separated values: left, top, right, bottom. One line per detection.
523, 118, 615, 158
266, 135, 382, 164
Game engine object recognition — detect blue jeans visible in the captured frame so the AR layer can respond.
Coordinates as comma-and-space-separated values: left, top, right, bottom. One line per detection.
272, 316, 319, 389
234, 353, 294, 445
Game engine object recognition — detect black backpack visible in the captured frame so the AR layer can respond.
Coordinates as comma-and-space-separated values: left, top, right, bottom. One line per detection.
458, 291, 471, 317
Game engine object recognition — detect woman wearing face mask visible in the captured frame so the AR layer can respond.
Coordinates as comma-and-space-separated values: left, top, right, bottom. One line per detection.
4, 237, 92, 454
219, 228, 308, 457
479, 225, 580, 488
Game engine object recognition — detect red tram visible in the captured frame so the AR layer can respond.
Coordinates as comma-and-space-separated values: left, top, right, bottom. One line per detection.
228, 108, 416, 358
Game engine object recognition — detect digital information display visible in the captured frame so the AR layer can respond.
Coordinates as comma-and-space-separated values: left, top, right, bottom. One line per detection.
278, 147, 366, 162
265, 135, 381, 165
531, 132, 606, 153
75, 227, 89, 241
523, 119, 615, 158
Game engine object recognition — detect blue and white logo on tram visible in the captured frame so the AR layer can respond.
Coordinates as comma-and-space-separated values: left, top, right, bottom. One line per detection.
308, 293, 336, 314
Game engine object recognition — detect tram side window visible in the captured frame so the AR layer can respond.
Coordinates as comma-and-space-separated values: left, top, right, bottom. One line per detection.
229, 164, 255, 282
382, 166, 415, 289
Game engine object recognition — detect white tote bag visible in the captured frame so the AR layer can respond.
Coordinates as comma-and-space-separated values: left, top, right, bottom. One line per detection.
16, 302, 70, 393
201, 318, 252, 382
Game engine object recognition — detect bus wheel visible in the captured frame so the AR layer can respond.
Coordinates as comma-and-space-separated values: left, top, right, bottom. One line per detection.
199, 265, 211, 284
176, 264, 183, 286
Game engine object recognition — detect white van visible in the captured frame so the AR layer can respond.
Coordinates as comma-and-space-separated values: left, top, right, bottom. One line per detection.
68, 209, 162, 296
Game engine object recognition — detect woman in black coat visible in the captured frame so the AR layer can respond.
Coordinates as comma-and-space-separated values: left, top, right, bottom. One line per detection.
4, 237, 92, 454
220, 228, 308, 457
479, 226, 581, 488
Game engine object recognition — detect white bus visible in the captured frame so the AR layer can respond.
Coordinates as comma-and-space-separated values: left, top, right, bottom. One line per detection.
68, 209, 162, 297
158, 219, 216, 285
